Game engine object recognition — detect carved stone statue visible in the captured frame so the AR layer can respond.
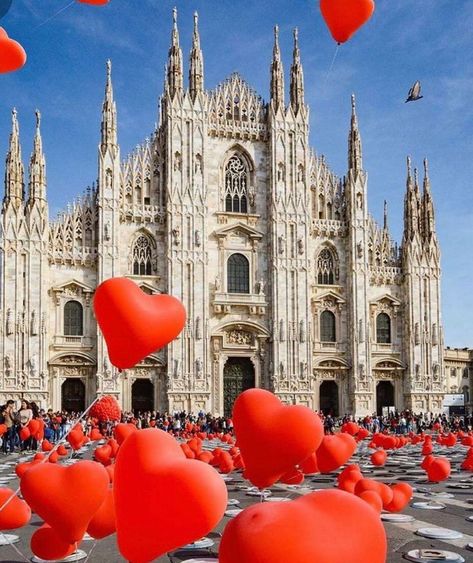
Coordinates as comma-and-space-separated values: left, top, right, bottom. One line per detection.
358, 319, 365, 343
297, 237, 304, 255
195, 230, 201, 247
103, 356, 111, 376
195, 316, 202, 340
215, 277, 221, 291
299, 320, 306, 343
104, 220, 111, 241
248, 185, 256, 207
300, 361, 308, 379
196, 358, 203, 378
173, 359, 180, 379
31, 310, 38, 336
172, 227, 181, 246
258, 279, 265, 295
278, 235, 285, 255
4, 355, 11, 371
279, 319, 285, 342
29, 354, 38, 377
6, 309, 12, 336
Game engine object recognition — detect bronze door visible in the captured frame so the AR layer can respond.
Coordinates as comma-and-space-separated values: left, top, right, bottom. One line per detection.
61, 378, 85, 412
319, 380, 339, 416
132, 379, 154, 414
223, 357, 255, 417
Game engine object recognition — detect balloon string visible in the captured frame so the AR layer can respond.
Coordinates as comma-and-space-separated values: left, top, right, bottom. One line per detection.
0, 532, 29, 562
84, 539, 98, 562
33, 0, 75, 30
0, 396, 100, 516
321, 44, 340, 92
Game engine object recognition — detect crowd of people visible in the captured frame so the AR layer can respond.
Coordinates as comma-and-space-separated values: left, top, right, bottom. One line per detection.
1, 398, 472, 455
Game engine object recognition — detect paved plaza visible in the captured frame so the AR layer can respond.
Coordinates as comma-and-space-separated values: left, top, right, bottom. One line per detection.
1, 439, 473, 562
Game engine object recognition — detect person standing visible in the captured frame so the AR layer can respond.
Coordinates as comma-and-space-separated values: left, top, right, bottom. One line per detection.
2, 400, 17, 454
18, 400, 33, 451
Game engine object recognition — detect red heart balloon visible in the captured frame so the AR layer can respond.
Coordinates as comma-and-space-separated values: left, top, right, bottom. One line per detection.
320, 0, 375, 44
358, 490, 383, 513
87, 488, 116, 539
337, 464, 363, 493
21, 460, 109, 543
316, 433, 357, 473
114, 428, 227, 563
94, 444, 112, 465
219, 490, 387, 563
233, 389, 323, 488
371, 449, 387, 466
384, 482, 413, 513
355, 478, 393, 508
30, 524, 77, 561
0, 488, 31, 530
94, 277, 186, 369
0, 28, 27, 74
114, 422, 137, 445
426, 456, 451, 482
77, 0, 109, 5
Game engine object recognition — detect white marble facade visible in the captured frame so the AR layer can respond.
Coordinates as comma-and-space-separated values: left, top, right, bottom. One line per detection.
0, 13, 446, 417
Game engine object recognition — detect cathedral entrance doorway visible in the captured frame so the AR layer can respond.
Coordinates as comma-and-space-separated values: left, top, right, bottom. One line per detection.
132, 379, 154, 414
223, 357, 255, 417
376, 381, 395, 415
61, 379, 85, 412
319, 381, 339, 416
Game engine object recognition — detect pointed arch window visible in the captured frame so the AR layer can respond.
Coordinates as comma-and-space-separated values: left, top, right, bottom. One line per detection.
64, 301, 83, 336
320, 310, 336, 342
132, 235, 153, 276
376, 313, 391, 344
225, 155, 248, 213
317, 248, 335, 285
227, 253, 249, 293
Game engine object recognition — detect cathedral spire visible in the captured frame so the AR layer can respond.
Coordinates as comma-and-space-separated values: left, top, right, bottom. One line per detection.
383, 200, 388, 231
348, 94, 363, 171
28, 109, 46, 204
167, 7, 183, 98
189, 11, 204, 100
403, 156, 421, 242
422, 157, 436, 241
270, 25, 285, 111
100, 60, 117, 153
4, 108, 24, 208
290, 28, 304, 114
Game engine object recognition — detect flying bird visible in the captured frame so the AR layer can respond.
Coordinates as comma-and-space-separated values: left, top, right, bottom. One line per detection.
405, 81, 423, 103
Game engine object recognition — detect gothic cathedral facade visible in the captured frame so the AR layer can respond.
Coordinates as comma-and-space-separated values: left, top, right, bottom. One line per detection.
0, 12, 445, 417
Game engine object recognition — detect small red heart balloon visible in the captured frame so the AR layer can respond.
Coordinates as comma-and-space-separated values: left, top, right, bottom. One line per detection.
320, 0, 375, 44
21, 460, 110, 543
30, 524, 77, 561
114, 428, 227, 563
426, 456, 451, 482
371, 449, 387, 466
233, 389, 324, 488
316, 433, 357, 473
94, 277, 186, 369
77, 0, 110, 5
219, 490, 387, 563
384, 482, 413, 513
0, 28, 27, 73
0, 488, 31, 530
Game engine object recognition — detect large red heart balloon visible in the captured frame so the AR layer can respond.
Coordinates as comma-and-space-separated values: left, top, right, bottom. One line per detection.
0, 28, 26, 73
87, 488, 116, 539
219, 490, 387, 563
233, 389, 323, 488
94, 277, 186, 369
316, 433, 357, 473
0, 488, 31, 530
114, 428, 227, 563
21, 460, 109, 543
30, 524, 77, 561
320, 0, 375, 44
114, 422, 137, 445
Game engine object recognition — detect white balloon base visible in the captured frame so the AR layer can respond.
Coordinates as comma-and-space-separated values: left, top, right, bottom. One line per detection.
0, 534, 20, 546
31, 549, 87, 563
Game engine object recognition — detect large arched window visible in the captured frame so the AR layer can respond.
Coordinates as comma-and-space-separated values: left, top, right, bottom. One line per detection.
64, 301, 83, 336
227, 253, 250, 293
320, 310, 336, 342
317, 248, 335, 285
225, 155, 248, 213
376, 313, 391, 344
132, 235, 153, 276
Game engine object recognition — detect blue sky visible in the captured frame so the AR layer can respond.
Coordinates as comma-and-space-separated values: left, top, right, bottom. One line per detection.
0, 0, 472, 346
